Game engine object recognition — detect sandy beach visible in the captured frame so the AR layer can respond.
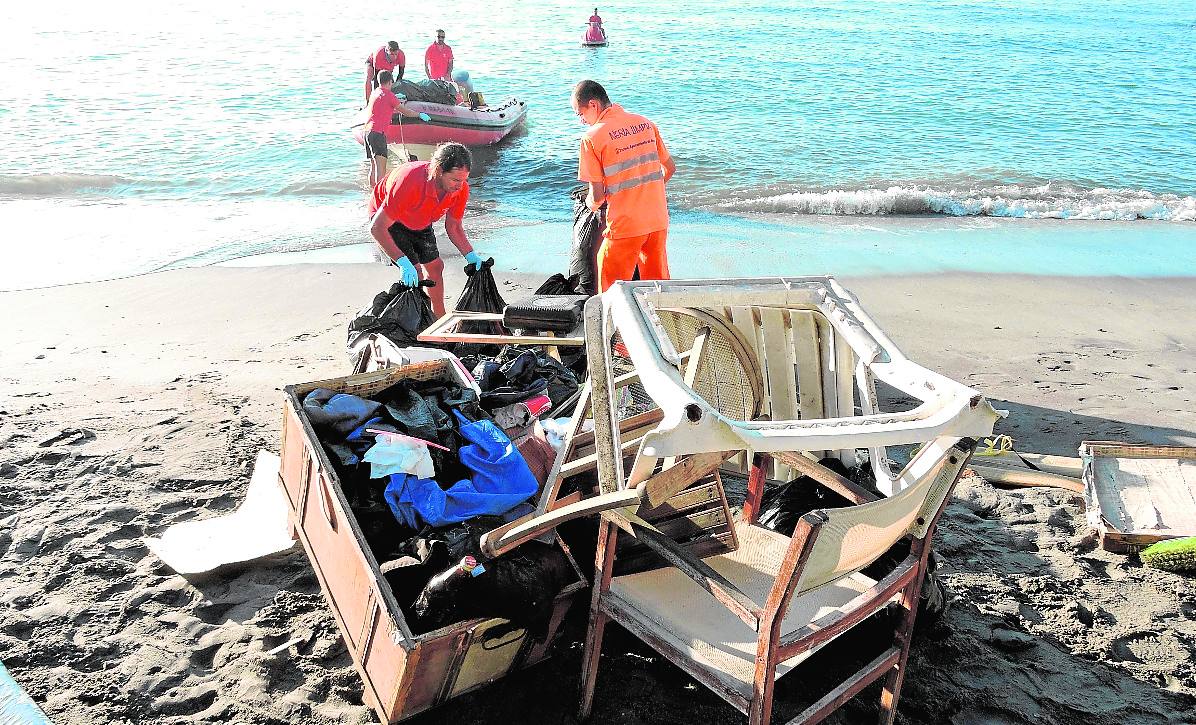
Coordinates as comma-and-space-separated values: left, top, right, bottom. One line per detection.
2, 265, 1195, 724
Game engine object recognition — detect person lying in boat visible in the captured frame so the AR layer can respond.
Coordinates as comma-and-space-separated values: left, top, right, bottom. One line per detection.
368, 142, 492, 317
364, 71, 431, 187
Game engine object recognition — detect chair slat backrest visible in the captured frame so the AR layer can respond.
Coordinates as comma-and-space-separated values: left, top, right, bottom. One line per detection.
792, 439, 969, 594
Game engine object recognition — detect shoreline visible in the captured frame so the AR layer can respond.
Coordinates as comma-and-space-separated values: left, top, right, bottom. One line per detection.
1, 264, 1194, 723
5, 198, 1196, 292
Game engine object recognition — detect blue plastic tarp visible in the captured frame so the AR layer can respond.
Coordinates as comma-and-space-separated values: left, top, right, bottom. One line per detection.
384, 411, 538, 528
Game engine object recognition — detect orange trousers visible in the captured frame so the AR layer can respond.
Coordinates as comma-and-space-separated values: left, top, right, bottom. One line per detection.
596, 229, 670, 292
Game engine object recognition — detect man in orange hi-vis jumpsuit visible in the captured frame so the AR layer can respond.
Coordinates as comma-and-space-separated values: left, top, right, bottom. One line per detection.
572, 80, 676, 292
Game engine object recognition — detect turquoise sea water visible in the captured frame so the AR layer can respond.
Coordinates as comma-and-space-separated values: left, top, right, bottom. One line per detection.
1, 0, 1194, 290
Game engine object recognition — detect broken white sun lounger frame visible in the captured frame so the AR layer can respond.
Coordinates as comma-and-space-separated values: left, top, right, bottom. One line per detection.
590, 277, 1004, 496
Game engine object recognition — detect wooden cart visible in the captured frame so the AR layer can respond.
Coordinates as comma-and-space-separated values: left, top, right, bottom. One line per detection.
279, 360, 587, 723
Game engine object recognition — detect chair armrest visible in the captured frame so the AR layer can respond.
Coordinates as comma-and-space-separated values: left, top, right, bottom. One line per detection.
605, 510, 764, 631
778, 555, 918, 655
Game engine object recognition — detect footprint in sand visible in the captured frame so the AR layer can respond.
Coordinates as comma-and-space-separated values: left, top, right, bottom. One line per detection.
1110, 631, 1184, 671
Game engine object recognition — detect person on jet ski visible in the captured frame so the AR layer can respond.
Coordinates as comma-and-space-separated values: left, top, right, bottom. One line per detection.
587, 8, 606, 39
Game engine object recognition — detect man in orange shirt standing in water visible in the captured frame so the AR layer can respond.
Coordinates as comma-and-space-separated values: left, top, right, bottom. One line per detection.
424, 30, 454, 81
572, 80, 675, 291
369, 143, 489, 316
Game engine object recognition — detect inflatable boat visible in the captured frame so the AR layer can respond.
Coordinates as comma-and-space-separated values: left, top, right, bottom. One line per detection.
355, 96, 527, 148
582, 22, 607, 46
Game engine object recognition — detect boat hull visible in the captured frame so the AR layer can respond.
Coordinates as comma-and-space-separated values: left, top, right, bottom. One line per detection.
355, 97, 527, 147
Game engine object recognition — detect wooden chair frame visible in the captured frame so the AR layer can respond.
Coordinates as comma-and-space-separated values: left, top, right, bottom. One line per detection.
575, 279, 997, 724
579, 439, 975, 725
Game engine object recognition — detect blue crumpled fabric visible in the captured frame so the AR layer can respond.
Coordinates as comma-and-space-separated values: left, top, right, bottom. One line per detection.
302, 389, 382, 437
384, 410, 538, 528
303, 389, 396, 466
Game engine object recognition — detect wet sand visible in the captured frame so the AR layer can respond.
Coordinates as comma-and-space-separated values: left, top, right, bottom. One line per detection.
1, 266, 1194, 724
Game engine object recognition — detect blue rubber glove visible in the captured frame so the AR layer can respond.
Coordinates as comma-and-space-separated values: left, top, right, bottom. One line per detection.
418, 112, 431, 122
464, 251, 483, 271
394, 256, 419, 286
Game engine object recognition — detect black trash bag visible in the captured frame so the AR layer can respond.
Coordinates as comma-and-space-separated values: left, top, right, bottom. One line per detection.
411, 540, 574, 637
500, 346, 581, 410
355, 500, 419, 563
480, 376, 549, 409
756, 474, 855, 536
471, 348, 580, 411
569, 185, 604, 295
534, 273, 584, 296
347, 280, 441, 350
393, 78, 457, 105
455, 257, 506, 335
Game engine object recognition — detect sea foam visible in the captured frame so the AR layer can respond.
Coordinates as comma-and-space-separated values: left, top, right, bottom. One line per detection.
0, 173, 136, 197
713, 183, 1196, 222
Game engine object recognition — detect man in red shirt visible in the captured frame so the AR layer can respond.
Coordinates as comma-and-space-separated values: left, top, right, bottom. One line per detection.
573, 80, 675, 292
424, 30, 454, 82
585, 9, 606, 43
366, 41, 406, 104
364, 71, 430, 187
369, 143, 490, 316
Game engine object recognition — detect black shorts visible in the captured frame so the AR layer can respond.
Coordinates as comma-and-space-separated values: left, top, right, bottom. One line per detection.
365, 131, 388, 159
388, 222, 439, 264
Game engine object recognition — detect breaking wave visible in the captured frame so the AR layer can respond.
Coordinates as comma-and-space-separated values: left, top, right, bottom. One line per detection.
711, 182, 1196, 222
276, 180, 361, 196
0, 173, 137, 197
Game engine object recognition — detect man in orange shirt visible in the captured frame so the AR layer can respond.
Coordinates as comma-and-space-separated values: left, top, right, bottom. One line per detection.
424, 30, 454, 81
572, 80, 675, 292
369, 143, 490, 316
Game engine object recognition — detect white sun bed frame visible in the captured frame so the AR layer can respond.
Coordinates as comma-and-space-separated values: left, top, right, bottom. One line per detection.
591, 276, 1004, 496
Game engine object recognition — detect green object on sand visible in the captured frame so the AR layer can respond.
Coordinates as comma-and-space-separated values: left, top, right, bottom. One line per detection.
1140, 536, 1196, 573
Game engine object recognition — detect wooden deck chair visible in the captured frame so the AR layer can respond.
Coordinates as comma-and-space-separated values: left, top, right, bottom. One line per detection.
579, 436, 977, 725
576, 279, 1002, 725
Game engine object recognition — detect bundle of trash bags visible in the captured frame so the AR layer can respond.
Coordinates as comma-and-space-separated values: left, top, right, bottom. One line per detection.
393, 78, 457, 105
302, 380, 536, 530
302, 372, 581, 634
455, 257, 506, 337
329, 232, 600, 633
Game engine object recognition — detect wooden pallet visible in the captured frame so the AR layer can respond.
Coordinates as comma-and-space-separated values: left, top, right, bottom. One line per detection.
1080, 442, 1196, 552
